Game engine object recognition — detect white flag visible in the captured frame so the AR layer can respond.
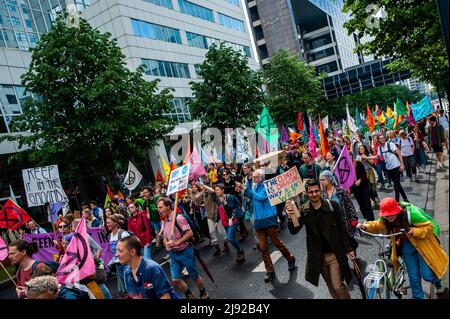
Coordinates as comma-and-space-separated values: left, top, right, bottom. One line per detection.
124, 161, 143, 191
322, 115, 329, 129
346, 105, 359, 133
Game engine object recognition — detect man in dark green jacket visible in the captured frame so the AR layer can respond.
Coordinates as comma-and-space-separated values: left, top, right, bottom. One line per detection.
287, 179, 355, 299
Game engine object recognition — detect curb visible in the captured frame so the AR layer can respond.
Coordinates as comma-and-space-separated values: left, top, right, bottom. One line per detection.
429, 154, 449, 299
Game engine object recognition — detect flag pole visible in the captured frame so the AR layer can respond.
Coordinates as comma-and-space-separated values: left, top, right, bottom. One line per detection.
170, 192, 179, 241
47, 204, 64, 257
0, 261, 18, 288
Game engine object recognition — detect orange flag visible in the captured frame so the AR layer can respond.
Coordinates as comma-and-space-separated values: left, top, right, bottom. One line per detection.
318, 114, 330, 157
393, 115, 402, 129
117, 191, 125, 200
367, 104, 375, 133
155, 169, 165, 184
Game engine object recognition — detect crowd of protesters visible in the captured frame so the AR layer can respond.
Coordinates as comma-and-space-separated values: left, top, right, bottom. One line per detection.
1, 112, 448, 300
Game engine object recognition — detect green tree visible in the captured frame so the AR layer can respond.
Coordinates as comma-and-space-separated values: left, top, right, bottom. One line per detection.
343, 0, 449, 96
1, 14, 175, 179
189, 43, 265, 131
327, 84, 425, 117
263, 50, 326, 124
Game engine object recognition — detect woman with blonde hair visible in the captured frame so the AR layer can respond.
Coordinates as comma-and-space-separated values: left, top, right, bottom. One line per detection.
83, 209, 101, 228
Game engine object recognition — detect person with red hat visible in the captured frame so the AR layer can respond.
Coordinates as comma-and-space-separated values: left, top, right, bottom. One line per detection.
358, 197, 448, 298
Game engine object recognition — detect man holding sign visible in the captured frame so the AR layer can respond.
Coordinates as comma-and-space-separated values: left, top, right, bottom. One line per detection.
237, 169, 297, 283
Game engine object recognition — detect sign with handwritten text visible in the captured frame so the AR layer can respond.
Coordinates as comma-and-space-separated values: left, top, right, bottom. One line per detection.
263, 167, 303, 206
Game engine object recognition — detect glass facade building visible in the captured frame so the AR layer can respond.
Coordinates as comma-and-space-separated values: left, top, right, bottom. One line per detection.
1, 0, 257, 141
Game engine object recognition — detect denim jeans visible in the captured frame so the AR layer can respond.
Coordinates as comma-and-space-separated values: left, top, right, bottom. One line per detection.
402, 239, 440, 299
415, 148, 427, 167
224, 222, 241, 252
376, 160, 390, 185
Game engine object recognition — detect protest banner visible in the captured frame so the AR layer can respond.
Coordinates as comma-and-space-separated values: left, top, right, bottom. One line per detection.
167, 163, 191, 196
263, 166, 304, 206
22, 165, 65, 207
23, 228, 113, 271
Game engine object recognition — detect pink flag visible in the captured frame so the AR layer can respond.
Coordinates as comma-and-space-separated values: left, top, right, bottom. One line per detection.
333, 146, 356, 190
0, 237, 8, 261
309, 116, 317, 160
189, 144, 207, 178
264, 139, 269, 154
56, 214, 95, 284
408, 105, 415, 126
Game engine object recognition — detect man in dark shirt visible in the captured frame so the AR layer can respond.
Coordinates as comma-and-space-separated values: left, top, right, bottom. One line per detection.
428, 116, 446, 169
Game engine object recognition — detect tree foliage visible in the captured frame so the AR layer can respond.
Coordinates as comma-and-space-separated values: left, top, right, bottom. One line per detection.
189, 43, 265, 131
1, 14, 175, 179
343, 0, 449, 95
262, 50, 326, 124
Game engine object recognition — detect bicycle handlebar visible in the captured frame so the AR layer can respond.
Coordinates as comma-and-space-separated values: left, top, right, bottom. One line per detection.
358, 227, 405, 238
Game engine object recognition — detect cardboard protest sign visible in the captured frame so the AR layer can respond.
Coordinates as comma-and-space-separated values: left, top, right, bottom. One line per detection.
22, 165, 65, 207
263, 166, 304, 206
167, 163, 190, 195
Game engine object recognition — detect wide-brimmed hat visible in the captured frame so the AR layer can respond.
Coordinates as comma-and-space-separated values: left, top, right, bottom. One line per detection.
379, 197, 402, 217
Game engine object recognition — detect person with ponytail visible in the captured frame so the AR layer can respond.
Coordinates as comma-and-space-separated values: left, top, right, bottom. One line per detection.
8, 239, 46, 298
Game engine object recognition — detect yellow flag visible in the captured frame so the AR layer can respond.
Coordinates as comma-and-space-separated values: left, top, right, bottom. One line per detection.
377, 113, 386, 124
386, 105, 394, 119
406, 100, 410, 111
161, 158, 171, 180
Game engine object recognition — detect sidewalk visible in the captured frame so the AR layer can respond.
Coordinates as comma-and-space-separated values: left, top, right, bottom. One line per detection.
430, 154, 449, 299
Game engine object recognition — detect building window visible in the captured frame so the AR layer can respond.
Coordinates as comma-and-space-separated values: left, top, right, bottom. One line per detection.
224, 0, 240, 6
0, 85, 31, 133
186, 31, 219, 49
316, 61, 338, 74
142, 59, 191, 78
194, 64, 202, 78
178, 0, 214, 22
163, 98, 191, 123
75, 0, 91, 11
143, 0, 173, 9
218, 13, 245, 32
131, 19, 181, 44
186, 31, 251, 57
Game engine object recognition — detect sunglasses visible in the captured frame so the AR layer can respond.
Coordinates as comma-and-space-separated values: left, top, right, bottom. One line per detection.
307, 190, 321, 194
58, 224, 69, 229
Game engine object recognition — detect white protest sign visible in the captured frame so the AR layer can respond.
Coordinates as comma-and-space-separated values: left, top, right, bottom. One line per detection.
22, 165, 65, 207
263, 166, 304, 206
167, 163, 191, 195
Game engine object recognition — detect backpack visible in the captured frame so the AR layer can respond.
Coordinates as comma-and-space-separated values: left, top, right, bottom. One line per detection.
399, 137, 414, 150
173, 212, 201, 246
379, 142, 400, 161
175, 205, 202, 244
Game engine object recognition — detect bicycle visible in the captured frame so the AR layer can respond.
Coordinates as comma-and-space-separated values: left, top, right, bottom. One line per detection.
358, 228, 408, 299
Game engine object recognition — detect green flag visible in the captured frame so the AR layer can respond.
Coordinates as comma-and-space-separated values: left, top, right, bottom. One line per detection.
395, 97, 408, 116
255, 106, 280, 145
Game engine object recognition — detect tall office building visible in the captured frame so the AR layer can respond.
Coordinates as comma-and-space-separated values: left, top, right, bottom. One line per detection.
0, 0, 258, 152
0, 0, 259, 196
246, 0, 367, 75
245, 0, 410, 98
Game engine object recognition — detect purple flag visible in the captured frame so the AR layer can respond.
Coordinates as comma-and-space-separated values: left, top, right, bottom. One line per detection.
281, 125, 289, 143
48, 202, 63, 223
408, 105, 415, 126
333, 146, 355, 190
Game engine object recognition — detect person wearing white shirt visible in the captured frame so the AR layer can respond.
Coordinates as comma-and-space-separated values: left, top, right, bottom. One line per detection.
398, 130, 418, 182
364, 134, 409, 203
